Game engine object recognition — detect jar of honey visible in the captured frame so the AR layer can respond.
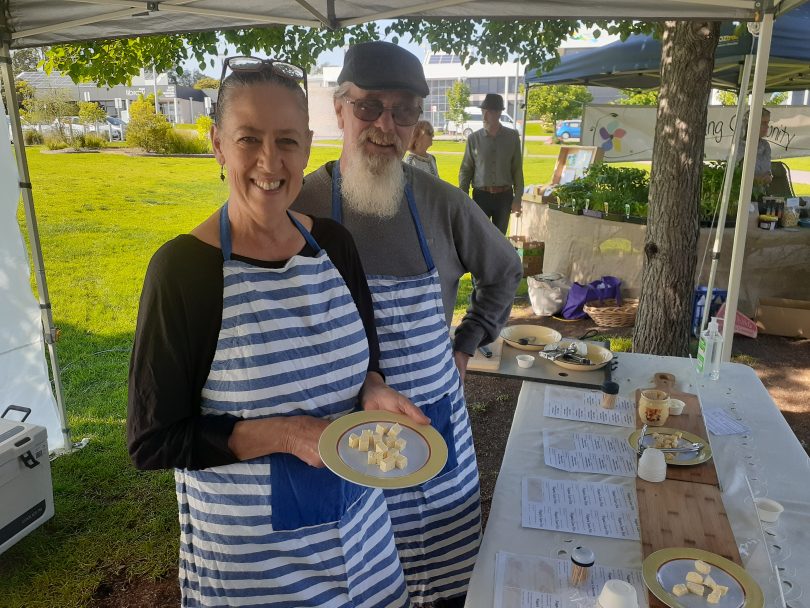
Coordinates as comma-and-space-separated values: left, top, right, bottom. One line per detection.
638, 389, 670, 426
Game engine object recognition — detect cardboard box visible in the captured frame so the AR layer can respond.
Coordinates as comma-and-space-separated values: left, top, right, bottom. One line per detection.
756, 297, 810, 337
509, 237, 544, 277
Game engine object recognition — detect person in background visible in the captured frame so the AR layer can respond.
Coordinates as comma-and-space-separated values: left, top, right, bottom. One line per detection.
128, 56, 426, 608
404, 119, 438, 177
458, 93, 524, 235
293, 41, 522, 607
736, 107, 772, 185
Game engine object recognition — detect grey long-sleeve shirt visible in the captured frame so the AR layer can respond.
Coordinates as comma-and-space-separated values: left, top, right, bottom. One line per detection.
293, 161, 523, 356
458, 126, 525, 208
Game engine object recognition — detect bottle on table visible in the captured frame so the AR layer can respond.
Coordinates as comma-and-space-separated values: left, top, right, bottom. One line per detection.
697, 317, 722, 380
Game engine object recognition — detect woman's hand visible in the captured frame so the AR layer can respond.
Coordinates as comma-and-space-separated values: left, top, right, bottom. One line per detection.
281, 416, 331, 468
229, 415, 329, 467
360, 372, 430, 425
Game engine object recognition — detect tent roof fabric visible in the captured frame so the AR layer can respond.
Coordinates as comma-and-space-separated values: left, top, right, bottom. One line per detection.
525, 4, 810, 91
1, 0, 808, 50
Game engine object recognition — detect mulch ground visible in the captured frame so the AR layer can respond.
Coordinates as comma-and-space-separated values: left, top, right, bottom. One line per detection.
90, 304, 810, 607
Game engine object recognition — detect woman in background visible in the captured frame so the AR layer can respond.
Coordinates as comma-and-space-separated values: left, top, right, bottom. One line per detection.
404, 120, 438, 177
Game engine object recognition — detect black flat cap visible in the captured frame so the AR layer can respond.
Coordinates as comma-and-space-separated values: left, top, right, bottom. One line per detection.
480, 93, 505, 111
338, 41, 429, 97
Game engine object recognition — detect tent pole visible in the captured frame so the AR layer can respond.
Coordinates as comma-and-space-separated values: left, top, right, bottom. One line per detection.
700, 52, 754, 334
520, 84, 529, 159
721, 14, 774, 362
0, 41, 72, 451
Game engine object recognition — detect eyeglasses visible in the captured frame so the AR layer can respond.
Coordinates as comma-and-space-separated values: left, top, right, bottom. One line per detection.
219, 56, 308, 96
344, 97, 423, 127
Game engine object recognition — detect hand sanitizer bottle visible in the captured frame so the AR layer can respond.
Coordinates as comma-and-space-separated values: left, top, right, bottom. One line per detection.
697, 317, 723, 380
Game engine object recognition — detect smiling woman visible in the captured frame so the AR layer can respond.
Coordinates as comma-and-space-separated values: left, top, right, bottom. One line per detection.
126, 59, 421, 607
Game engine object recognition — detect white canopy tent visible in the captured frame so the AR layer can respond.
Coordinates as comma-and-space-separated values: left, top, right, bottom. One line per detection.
0, 0, 805, 451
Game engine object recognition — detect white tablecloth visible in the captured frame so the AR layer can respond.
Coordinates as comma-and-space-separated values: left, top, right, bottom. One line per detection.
465, 353, 810, 608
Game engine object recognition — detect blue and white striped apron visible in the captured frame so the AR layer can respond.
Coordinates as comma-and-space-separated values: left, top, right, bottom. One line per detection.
174, 204, 410, 608
332, 166, 482, 604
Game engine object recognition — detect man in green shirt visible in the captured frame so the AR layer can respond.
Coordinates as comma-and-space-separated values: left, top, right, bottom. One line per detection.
458, 93, 524, 234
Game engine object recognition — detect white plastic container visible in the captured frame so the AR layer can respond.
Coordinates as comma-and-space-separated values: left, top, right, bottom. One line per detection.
697, 317, 723, 380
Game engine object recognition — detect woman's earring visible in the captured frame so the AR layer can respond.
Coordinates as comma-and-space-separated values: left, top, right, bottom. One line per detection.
220, 165, 225, 182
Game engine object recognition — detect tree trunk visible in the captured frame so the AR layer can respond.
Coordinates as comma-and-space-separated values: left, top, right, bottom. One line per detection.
633, 21, 720, 356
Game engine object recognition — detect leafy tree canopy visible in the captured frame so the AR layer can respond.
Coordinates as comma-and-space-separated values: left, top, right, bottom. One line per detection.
614, 88, 659, 106
716, 90, 788, 106
43, 20, 654, 87
193, 77, 221, 90
445, 81, 471, 128
526, 84, 592, 127
169, 68, 206, 87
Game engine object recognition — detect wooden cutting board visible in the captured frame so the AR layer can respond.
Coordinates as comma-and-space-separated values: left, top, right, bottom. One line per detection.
465, 337, 503, 373
635, 372, 718, 487
636, 478, 743, 608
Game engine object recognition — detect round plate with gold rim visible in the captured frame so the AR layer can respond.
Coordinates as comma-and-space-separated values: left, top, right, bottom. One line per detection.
318, 411, 447, 490
628, 427, 712, 465
642, 548, 763, 608
500, 325, 562, 351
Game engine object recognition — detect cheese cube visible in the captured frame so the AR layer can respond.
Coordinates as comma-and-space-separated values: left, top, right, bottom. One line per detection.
686, 571, 704, 584
379, 455, 396, 472
367, 450, 377, 465
707, 589, 722, 604
671, 584, 688, 597
372, 433, 384, 448
395, 455, 408, 469
375, 452, 384, 465
348, 433, 360, 449
358, 435, 369, 452
686, 582, 705, 596
387, 423, 402, 437
375, 441, 387, 453
715, 585, 728, 596
695, 560, 712, 575
703, 574, 717, 589
394, 438, 406, 450
388, 449, 400, 459
375, 424, 387, 435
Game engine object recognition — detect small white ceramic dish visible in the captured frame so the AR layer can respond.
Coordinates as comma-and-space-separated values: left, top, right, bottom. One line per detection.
598, 579, 639, 608
668, 398, 685, 415
516, 354, 535, 369
754, 497, 784, 523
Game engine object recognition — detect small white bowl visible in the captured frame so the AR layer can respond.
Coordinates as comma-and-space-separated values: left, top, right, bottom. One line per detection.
754, 497, 784, 523
516, 354, 535, 369
598, 579, 639, 608
668, 398, 686, 415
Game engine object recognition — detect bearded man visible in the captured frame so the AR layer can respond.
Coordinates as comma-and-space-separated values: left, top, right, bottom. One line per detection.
294, 40, 522, 608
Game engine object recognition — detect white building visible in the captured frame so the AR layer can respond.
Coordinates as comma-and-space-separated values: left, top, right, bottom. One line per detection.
16, 69, 211, 124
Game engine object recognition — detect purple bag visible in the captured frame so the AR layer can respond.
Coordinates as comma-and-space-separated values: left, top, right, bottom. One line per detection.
561, 276, 622, 320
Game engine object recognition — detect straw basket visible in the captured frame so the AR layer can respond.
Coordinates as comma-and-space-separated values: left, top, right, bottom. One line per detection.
584, 298, 639, 327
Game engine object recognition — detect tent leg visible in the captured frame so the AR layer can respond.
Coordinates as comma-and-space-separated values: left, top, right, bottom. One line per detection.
721, 15, 774, 362
520, 85, 529, 159
700, 52, 754, 334
1, 42, 73, 452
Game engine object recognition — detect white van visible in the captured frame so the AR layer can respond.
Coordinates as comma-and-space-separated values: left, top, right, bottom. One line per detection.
445, 106, 515, 138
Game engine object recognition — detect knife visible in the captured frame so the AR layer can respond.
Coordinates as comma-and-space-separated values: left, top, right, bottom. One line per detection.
478, 345, 493, 358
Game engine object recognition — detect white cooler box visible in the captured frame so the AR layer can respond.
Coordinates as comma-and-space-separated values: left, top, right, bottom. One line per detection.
0, 417, 54, 555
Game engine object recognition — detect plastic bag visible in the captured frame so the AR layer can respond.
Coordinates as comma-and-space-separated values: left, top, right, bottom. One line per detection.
561, 276, 622, 320
528, 273, 571, 317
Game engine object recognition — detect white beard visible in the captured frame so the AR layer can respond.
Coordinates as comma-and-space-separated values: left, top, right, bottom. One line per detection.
340, 129, 406, 220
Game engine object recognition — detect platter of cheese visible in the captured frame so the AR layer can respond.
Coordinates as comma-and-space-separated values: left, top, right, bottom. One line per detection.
642, 548, 763, 608
500, 325, 562, 351
628, 427, 712, 466
319, 411, 448, 489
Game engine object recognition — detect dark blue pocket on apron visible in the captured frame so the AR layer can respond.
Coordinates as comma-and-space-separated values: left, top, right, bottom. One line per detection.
270, 453, 365, 531
423, 393, 458, 476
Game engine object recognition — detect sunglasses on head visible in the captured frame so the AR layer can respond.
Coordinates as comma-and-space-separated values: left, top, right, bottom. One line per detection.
344, 97, 423, 127
219, 56, 308, 96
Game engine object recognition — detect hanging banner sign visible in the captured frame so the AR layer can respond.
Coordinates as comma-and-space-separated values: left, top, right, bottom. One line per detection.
582, 104, 810, 162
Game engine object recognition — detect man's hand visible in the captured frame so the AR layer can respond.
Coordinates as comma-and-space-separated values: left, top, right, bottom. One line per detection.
511, 201, 522, 217
453, 350, 472, 382
360, 372, 429, 425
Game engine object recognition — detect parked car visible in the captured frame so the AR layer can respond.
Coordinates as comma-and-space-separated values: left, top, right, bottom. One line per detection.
97, 116, 125, 140
555, 119, 581, 142
445, 106, 516, 138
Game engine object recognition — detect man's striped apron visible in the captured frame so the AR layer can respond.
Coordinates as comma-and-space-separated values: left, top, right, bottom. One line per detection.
332, 166, 482, 604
